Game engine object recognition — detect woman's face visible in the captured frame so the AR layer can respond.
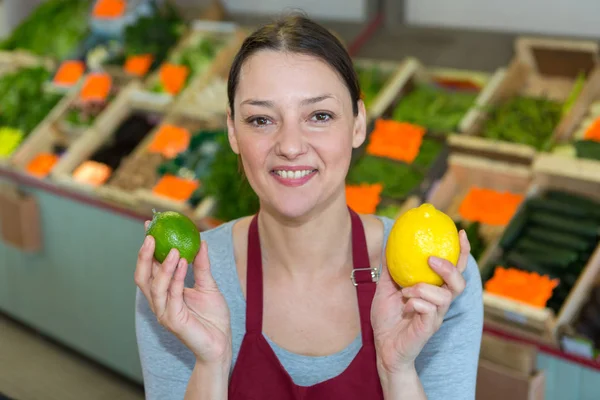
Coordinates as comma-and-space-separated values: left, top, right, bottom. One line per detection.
227, 50, 367, 219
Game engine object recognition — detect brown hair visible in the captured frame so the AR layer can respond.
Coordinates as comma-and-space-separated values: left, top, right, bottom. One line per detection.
227, 13, 361, 118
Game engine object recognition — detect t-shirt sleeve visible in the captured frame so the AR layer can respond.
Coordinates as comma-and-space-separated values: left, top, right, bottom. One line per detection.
135, 288, 195, 400
415, 254, 484, 399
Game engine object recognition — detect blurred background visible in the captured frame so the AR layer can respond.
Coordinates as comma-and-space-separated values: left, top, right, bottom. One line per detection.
0, 1, 599, 399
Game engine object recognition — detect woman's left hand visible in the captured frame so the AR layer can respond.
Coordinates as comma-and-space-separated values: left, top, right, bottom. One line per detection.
371, 230, 471, 374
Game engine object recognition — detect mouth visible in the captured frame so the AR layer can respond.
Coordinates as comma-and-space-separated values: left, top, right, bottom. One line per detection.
270, 167, 318, 186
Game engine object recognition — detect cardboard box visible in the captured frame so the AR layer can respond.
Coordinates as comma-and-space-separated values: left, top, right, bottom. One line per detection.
477, 333, 545, 400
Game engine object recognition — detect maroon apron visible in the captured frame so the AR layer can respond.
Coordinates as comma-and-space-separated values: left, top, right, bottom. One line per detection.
229, 209, 384, 399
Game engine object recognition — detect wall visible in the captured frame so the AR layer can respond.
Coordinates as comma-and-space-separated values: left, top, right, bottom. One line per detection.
0, 0, 44, 38
405, 0, 600, 39
221, 0, 367, 22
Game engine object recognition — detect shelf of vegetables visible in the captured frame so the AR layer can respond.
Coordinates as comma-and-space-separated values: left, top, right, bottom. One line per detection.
99, 0, 187, 82
549, 68, 600, 164
368, 57, 504, 135
448, 37, 600, 165
427, 154, 532, 266
353, 58, 406, 121
479, 154, 600, 343
0, 0, 91, 62
0, 54, 62, 164
133, 21, 245, 109
10, 72, 130, 179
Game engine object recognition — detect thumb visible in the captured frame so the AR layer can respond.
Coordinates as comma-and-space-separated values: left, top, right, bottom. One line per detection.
192, 241, 218, 291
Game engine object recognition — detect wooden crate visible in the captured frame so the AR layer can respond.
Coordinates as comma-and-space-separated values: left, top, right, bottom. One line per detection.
132, 21, 244, 110
448, 36, 600, 165
10, 74, 138, 178
427, 153, 532, 266
0, 50, 58, 166
50, 81, 164, 195
111, 112, 225, 219
173, 27, 247, 120
352, 57, 408, 122
480, 154, 600, 343
9, 86, 81, 174
367, 56, 505, 134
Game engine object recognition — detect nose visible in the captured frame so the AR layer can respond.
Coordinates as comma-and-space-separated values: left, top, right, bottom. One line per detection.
274, 121, 307, 160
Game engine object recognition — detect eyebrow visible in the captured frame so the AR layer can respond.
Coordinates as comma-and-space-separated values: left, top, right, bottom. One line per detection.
240, 94, 335, 108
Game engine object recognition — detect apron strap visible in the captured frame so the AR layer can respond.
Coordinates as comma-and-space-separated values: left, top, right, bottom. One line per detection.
246, 214, 263, 334
348, 208, 377, 345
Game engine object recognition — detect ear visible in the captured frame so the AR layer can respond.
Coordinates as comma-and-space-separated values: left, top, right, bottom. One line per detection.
227, 107, 240, 154
351, 99, 367, 149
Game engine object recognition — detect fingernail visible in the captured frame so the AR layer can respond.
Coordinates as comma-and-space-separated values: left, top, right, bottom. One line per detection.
462, 229, 468, 240
429, 256, 442, 268
168, 248, 178, 261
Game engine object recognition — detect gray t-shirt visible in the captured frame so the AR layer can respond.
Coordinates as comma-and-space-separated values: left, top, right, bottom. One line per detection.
135, 216, 483, 399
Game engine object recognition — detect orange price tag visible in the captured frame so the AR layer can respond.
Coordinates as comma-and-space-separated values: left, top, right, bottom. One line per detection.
147, 124, 191, 158
458, 187, 524, 225
366, 119, 425, 164
346, 183, 383, 214
92, 0, 126, 19
72, 161, 112, 186
159, 63, 190, 95
124, 54, 153, 77
584, 117, 600, 142
79, 73, 112, 102
26, 153, 59, 178
485, 267, 559, 308
153, 175, 199, 202
53, 60, 85, 86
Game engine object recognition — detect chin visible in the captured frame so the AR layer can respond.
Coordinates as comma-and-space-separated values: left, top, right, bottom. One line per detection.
267, 196, 320, 221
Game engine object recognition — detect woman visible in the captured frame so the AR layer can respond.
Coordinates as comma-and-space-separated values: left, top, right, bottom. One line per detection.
135, 14, 483, 399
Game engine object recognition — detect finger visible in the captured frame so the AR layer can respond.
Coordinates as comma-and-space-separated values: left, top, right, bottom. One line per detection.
402, 283, 452, 309
167, 258, 189, 317
456, 229, 471, 274
193, 241, 218, 291
151, 248, 180, 318
135, 235, 155, 295
404, 298, 437, 329
144, 220, 150, 231
428, 256, 466, 298
376, 259, 400, 297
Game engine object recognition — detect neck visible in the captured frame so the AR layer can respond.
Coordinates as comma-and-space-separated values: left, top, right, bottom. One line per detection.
257, 194, 353, 280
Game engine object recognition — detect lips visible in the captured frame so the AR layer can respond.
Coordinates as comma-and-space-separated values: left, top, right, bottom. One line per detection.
270, 166, 318, 186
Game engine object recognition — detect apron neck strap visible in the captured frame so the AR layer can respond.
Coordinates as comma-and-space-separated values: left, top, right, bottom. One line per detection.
245, 209, 377, 344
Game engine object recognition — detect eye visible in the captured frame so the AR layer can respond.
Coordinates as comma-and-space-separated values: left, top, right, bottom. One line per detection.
247, 116, 272, 127
311, 112, 333, 123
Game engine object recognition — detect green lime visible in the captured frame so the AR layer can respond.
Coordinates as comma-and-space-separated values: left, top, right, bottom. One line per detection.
146, 210, 201, 263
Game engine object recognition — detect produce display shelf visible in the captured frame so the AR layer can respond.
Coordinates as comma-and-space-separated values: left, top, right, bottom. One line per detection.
1, 161, 599, 372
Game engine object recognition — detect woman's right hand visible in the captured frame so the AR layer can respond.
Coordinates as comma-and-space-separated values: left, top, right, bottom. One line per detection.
135, 222, 232, 367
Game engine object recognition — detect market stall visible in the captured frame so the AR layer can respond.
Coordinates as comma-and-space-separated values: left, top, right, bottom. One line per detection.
1, 1, 600, 398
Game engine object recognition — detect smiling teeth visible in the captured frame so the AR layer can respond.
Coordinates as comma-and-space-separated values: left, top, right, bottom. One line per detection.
275, 170, 313, 179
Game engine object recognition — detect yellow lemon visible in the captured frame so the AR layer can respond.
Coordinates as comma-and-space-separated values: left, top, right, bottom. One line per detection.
386, 203, 460, 287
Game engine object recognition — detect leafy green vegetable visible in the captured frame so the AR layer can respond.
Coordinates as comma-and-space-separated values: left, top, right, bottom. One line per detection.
0, 0, 90, 60
454, 220, 486, 261
356, 65, 389, 109
392, 84, 477, 133
376, 204, 401, 218
202, 133, 260, 221
113, 0, 185, 70
0, 66, 62, 135
173, 36, 226, 76
481, 96, 563, 150
347, 138, 443, 201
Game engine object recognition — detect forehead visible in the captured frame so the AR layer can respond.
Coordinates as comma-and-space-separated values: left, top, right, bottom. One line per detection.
236, 50, 349, 101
